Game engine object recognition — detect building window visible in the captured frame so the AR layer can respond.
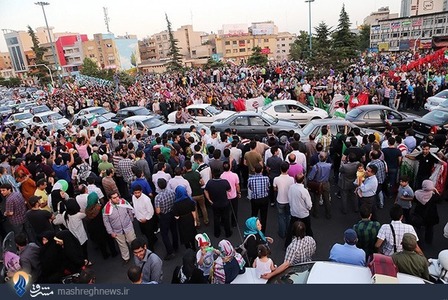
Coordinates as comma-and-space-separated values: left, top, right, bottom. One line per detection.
163, 35, 167, 40
281, 38, 285, 41
263, 39, 269, 42
436, 28, 444, 34
437, 18, 445, 23
247, 40, 251, 43
192, 50, 196, 55
226, 49, 231, 54
392, 33, 398, 38
281, 44, 285, 47
225, 41, 230, 45
233, 41, 237, 45
239, 48, 245, 52
233, 49, 238, 53
89, 54, 95, 58
401, 32, 409, 37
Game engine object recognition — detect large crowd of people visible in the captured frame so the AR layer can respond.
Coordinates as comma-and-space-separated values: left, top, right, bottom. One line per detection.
1, 50, 448, 284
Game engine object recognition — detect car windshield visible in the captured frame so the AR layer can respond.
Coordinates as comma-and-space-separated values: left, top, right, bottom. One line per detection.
301, 122, 317, 136
260, 103, 272, 111
206, 105, 222, 115
440, 100, 448, 108
15, 113, 33, 120
142, 118, 164, 128
268, 263, 314, 284
434, 90, 448, 98
261, 112, 277, 124
90, 107, 107, 114
135, 107, 150, 115
33, 106, 50, 113
96, 116, 109, 124
346, 108, 362, 118
421, 110, 448, 123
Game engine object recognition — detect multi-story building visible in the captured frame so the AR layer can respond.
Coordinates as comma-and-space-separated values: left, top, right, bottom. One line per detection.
91, 33, 121, 70
401, 0, 445, 17
0, 52, 14, 79
54, 34, 88, 76
370, 11, 448, 51
215, 22, 279, 64
2, 27, 54, 74
364, 7, 399, 25
275, 32, 296, 61
139, 37, 158, 61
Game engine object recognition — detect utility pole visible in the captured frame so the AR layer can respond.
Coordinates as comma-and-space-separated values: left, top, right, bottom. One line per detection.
35, 2, 62, 86
305, 0, 315, 57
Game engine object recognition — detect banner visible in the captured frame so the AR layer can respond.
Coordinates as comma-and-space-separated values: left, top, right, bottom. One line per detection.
245, 96, 265, 111
391, 22, 401, 30
412, 18, 423, 27
371, 25, 380, 32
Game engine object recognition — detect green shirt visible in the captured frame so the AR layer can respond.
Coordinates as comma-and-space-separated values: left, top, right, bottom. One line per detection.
353, 219, 381, 257
392, 250, 429, 280
183, 170, 203, 196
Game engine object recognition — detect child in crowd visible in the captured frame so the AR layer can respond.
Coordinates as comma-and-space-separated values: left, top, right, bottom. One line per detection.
253, 244, 276, 278
195, 233, 218, 282
356, 163, 366, 186
395, 176, 414, 223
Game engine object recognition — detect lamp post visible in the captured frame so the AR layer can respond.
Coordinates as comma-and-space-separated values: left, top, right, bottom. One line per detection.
35, 2, 62, 86
29, 64, 54, 86
305, 0, 315, 57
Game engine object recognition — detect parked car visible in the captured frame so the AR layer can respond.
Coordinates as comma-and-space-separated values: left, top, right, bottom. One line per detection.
412, 108, 448, 147
31, 111, 70, 127
111, 106, 163, 123
72, 114, 117, 132
4, 112, 34, 126
161, 123, 211, 142
74, 106, 115, 120
0, 106, 13, 118
232, 262, 427, 284
296, 119, 382, 143
429, 98, 448, 111
345, 105, 419, 134
28, 105, 51, 115
424, 89, 448, 111
167, 104, 235, 125
123, 115, 171, 136
258, 100, 328, 125
211, 111, 300, 140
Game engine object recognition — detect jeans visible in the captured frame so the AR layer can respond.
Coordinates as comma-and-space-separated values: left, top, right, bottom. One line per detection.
212, 205, 232, 238
276, 202, 291, 238
341, 188, 356, 214
310, 182, 331, 218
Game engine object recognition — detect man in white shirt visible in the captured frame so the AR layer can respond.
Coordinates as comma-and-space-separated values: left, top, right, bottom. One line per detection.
285, 174, 313, 248
290, 144, 307, 174
132, 185, 157, 251
194, 154, 211, 188
152, 163, 172, 194
86, 177, 105, 204
229, 140, 242, 166
273, 162, 295, 239
167, 167, 192, 196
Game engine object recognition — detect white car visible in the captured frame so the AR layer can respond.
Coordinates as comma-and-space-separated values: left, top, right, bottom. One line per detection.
167, 104, 235, 125
31, 111, 70, 127
124, 115, 171, 136
4, 112, 34, 126
74, 107, 116, 120
232, 262, 427, 284
72, 114, 117, 132
424, 89, 448, 111
259, 100, 328, 125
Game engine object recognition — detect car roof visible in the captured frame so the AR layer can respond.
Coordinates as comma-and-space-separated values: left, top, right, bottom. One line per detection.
119, 106, 146, 111
267, 100, 301, 105
354, 104, 392, 111
34, 111, 60, 117
308, 119, 353, 126
231, 111, 264, 116
124, 115, 157, 121
186, 104, 210, 109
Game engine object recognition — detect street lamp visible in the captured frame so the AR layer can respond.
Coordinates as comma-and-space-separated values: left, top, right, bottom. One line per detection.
305, 0, 315, 57
35, 1, 62, 86
29, 64, 54, 86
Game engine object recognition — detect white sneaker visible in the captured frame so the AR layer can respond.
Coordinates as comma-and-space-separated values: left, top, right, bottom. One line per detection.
319, 197, 323, 206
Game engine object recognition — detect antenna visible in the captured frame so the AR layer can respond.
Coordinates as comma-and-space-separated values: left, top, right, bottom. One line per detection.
103, 7, 110, 33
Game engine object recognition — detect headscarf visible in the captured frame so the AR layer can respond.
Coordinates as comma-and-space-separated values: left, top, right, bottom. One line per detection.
243, 217, 266, 242
86, 192, 99, 209
174, 186, 194, 203
415, 179, 435, 205
212, 240, 245, 284
64, 198, 80, 221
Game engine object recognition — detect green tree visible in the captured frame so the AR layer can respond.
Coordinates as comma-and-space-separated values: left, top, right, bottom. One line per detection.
332, 4, 358, 70
289, 31, 310, 61
358, 24, 371, 52
248, 46, 268, 66
27, 25, 50, 86
130, 52, 137, 67
309, 22, 335, 74
80, 57, 100, 77
204, 58, 224, 69
0, 77, 21, 87
165, 13, 183, 72
117, 71, 135, 88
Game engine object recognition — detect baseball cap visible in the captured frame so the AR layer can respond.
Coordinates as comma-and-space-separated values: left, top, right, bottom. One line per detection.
28, 195, 42, 207
344, 229, 358, 245
401, 233, 417, 251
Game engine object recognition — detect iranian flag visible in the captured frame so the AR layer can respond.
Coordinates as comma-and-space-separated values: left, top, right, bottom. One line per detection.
445, 49, 448, 60
89, 115, 98, 127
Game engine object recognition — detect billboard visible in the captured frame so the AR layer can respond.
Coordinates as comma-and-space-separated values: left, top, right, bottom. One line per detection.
222, 24, 248, 36
252, 23, 275, 35
399, 40, 410, 51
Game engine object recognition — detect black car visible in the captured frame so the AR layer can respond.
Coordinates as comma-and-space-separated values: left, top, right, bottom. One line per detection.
412, 108, 448, 147
211, 111, 300, 139
111, 106, 165, 123
345, 105, 419, 134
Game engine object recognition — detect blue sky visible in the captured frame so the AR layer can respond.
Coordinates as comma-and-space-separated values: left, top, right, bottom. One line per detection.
0, 0, 400, 52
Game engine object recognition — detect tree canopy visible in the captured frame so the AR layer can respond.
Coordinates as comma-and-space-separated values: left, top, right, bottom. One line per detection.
165, 13, 183, 72
248, 46, 268, 66
27, 25, 51, 86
